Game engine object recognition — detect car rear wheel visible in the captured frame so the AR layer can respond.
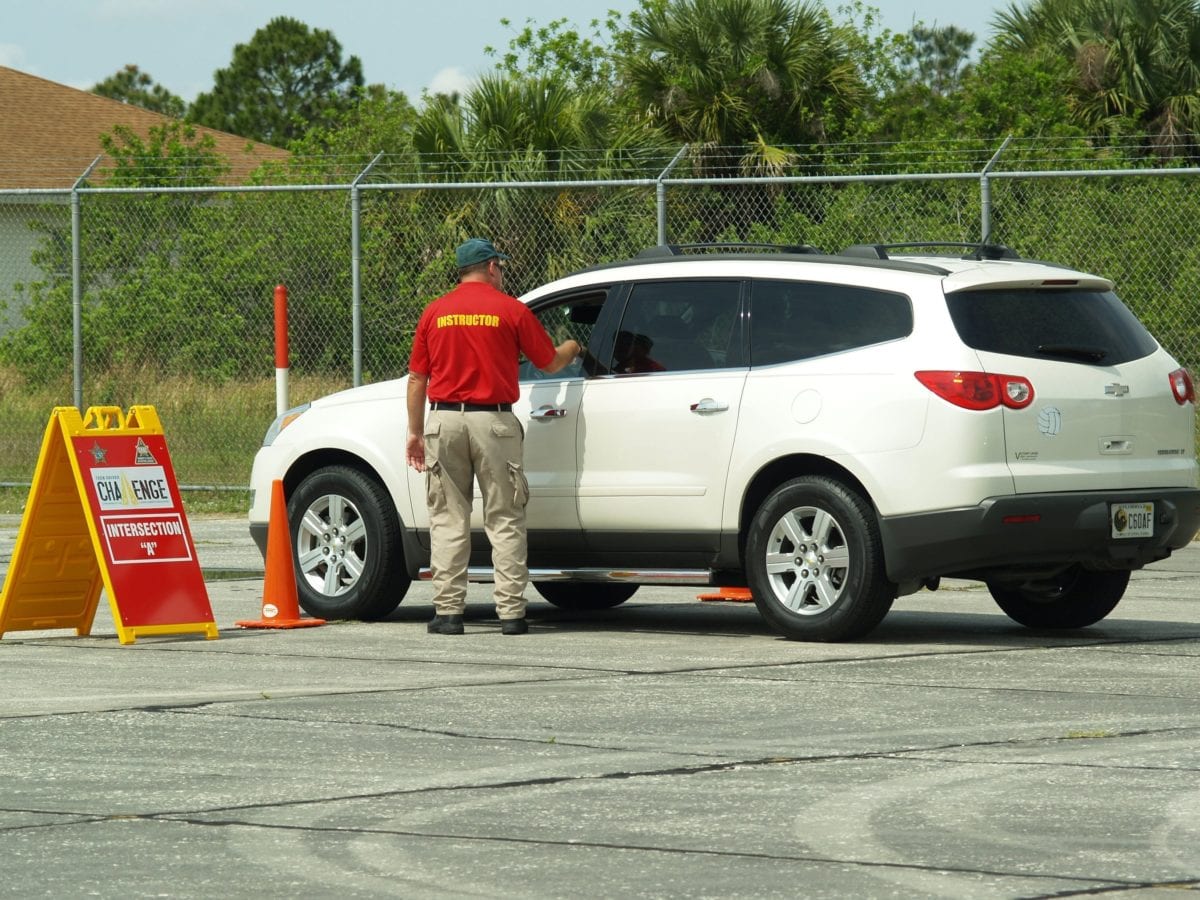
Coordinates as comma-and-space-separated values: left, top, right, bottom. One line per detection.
987, 567, 1129, 629
287, 465, 409, 620
533, 582, 638, 611
746, 476, 894, 642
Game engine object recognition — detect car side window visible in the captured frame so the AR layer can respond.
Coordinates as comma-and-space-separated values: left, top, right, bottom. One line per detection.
519, 291, 607, 381
609, 280, 743, 374
750, 280, 912, 366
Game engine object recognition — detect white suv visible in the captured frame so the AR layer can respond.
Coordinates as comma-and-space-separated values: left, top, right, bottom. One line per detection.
248, 242, 1200, 641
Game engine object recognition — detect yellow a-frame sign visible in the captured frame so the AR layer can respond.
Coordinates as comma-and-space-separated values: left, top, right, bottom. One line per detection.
0, 406, 218, 644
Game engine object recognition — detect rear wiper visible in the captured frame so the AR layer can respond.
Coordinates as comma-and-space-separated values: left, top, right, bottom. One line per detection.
1036, 344, 1108, 363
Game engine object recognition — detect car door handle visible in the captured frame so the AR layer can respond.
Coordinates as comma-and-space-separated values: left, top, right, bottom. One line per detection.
530, 405, 568, 419
689, 398, 729, 414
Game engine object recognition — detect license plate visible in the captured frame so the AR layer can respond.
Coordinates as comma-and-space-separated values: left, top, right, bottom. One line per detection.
1111, 502, 1154, 539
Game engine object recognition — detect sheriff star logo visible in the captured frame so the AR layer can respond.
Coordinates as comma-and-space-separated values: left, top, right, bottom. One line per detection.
89, 442, 107, 464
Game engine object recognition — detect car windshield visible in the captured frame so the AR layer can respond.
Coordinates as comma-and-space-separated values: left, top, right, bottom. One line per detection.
945, 288, 1158, 365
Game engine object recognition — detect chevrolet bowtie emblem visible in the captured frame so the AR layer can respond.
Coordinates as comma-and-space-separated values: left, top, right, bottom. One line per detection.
1104, 383, 1130, 397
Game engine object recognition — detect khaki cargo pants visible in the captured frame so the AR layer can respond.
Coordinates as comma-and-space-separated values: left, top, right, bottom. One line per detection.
423, 409, 530, 620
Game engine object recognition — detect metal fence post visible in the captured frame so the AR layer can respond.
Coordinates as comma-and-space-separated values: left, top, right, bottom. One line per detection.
656, 145, 689, 246
350, 152, 384, 387
980, 135, 1012, 244
70, 156, 102, 410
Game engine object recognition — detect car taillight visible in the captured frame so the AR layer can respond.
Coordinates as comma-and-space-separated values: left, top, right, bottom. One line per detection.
1169, 368, 1195, 405
915, 371, 1035, 411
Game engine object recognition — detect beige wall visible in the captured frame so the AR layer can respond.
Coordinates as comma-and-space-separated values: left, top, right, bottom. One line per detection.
0, 196, 68, 333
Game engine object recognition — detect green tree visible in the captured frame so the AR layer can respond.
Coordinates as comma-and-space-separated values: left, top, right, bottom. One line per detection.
950, 49, 1081, 141
406, 72, 661, 313
843, 48, 1085, 170
486, 11, 632, 91
412, 73, 644, 179
92, 64, 186, 117
903, 24, 976, 96
285, 86, 418, 179
992, 0, 1200, 152
0, 122, 269, 384
620, 0, 865, 162
835, 0, 912, 100
99, 120, 229, 187
841, 21, 971, 148
189, 16, 365, 146
836, 0, 1086, 159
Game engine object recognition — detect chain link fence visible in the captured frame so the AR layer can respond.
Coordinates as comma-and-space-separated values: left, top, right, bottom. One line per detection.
2, 145, 1199, 490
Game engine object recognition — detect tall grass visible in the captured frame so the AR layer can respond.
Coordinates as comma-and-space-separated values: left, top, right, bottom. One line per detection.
0, 366, 351, 514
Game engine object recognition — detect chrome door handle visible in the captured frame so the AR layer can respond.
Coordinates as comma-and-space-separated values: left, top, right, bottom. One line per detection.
530, 405, 568, 419
689, 398, 729, 413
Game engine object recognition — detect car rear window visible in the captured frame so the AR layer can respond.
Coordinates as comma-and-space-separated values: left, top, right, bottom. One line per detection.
945, 289, 1159, 365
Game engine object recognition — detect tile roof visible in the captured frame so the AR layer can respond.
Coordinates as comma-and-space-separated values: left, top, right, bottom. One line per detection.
0, 65, 290, 190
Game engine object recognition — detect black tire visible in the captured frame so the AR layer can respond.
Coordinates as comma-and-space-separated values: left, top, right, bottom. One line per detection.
286, 465, 409, 620
533, 582, 638, 611
745, 476, 894, 642
987, 567, 1129, 629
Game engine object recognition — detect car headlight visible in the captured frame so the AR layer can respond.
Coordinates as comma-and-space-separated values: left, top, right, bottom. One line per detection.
262, 403, 310, 446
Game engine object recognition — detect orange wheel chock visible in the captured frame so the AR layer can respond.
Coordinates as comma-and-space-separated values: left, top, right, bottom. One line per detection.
697, 587, 754, 603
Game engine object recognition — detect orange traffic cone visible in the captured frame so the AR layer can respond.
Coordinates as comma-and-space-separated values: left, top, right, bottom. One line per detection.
237, 479, 326, 629
697, 587, 754, 603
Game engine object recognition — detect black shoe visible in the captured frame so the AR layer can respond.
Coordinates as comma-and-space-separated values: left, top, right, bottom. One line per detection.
500, 617, 528, 635
427, 614, 464, 635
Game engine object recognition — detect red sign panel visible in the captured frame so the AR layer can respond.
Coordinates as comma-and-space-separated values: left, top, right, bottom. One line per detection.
72, 432, 213, 630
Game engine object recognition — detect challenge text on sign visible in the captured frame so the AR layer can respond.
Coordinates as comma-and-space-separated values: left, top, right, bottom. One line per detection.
90, 466, 173, 509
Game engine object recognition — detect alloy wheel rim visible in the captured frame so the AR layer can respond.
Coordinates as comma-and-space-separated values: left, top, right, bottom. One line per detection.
295, 493, 368, 596
764, 505, 850, 615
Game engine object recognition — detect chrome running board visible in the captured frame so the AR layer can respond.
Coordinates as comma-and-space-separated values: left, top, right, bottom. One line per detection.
417, 567, 713, 586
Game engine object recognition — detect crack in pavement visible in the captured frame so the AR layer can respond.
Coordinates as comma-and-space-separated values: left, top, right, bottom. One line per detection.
1, 811, 1185, 895
161, 703, 1200, 766
6, 641, 1200, 725
9, 629, 1200, 669
1027, 878, 1200, 897
4, 730, 1197, 890
5, 725, 1198, 823
182, 705, 712, 757
0, 815, 106, 834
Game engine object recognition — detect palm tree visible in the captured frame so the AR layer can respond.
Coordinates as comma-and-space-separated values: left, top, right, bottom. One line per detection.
621, 0, 864, 171
992, 0, 1200, 152
408, 73, 662, 287
412, 74, 642, 180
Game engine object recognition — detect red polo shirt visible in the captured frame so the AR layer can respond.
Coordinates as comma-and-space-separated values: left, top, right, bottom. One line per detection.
409, 281, 556, 404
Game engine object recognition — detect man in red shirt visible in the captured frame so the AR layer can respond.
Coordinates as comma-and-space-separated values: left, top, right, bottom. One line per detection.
405, 238, 581, 635
613, 330, 667, 373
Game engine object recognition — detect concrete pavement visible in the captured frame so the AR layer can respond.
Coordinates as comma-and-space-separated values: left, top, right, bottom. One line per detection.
1, 515, 1199, 897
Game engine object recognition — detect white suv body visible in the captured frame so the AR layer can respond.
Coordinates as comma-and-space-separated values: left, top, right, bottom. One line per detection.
248, 244, 1200, 640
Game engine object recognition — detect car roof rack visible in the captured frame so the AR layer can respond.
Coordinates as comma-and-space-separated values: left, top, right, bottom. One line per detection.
636, 242, 824, 258
840, 242, 1020, 261
579, 244, 956, 277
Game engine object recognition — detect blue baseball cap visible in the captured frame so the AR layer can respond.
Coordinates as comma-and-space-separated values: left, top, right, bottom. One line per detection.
455, 237, 511, 268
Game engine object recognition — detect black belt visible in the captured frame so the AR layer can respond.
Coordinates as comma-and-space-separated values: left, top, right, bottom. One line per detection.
430, 402, 513, 412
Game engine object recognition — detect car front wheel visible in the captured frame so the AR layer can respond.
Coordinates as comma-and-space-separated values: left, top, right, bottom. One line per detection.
287, 465, 409, 620
746, 476, 894, 642
987, 567, 1129, 629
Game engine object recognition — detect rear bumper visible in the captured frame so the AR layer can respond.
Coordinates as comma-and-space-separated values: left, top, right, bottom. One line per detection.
880, 487, 1200, 583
